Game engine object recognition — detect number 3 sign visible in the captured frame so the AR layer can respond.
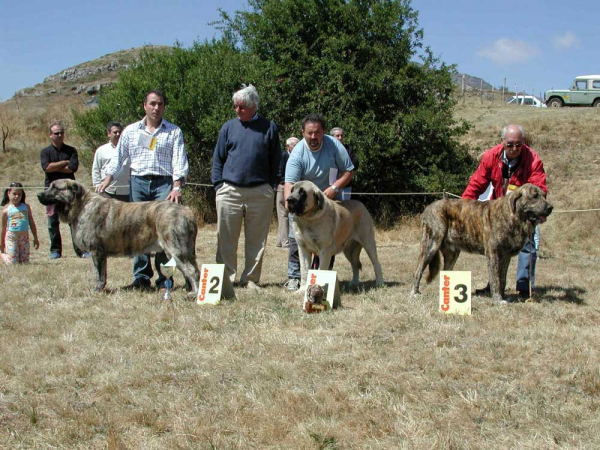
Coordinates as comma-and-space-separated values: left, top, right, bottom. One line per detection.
197, 264, 225, 305
439, 271, 471, 315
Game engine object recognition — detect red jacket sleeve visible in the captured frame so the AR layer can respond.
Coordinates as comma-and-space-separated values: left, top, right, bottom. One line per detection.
462, 158, 492, 199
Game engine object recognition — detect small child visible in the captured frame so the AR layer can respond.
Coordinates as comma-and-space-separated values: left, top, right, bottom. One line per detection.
1, 182, 39, 264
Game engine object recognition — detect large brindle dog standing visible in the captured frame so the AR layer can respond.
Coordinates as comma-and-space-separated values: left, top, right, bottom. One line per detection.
38, 180, 200, 293
287, 180, 384, 292
412, 184, 553, 302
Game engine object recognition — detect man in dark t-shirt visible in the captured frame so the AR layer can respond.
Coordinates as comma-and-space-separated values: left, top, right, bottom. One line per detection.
40, 123, 85, 259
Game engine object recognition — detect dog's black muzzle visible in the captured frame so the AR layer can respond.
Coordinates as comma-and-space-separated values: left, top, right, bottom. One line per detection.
287, 195, 305, 216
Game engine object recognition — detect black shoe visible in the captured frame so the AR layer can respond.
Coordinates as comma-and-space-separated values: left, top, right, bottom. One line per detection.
124, 280, 152, 291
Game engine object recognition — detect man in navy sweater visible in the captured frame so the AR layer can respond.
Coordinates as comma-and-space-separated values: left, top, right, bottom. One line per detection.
212, 85, 281, 299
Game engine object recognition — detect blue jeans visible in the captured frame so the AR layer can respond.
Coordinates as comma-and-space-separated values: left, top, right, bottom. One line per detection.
516, 226, 539, 292
287, 214, 300, 279
130, 175, 172, 288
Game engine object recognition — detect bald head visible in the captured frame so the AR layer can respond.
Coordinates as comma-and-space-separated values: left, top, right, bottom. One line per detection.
501, 124, 525, 160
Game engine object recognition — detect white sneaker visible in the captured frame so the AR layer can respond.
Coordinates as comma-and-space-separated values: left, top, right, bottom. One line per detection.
284, 278, 301, 291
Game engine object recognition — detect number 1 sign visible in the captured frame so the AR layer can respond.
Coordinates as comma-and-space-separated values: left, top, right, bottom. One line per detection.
197, 264, 225, 305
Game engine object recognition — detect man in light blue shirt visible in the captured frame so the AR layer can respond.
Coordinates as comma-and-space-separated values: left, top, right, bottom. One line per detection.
282, 114, 354, 291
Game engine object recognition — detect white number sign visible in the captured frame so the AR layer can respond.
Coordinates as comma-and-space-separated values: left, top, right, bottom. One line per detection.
197, 264, 225, 305
439, 271, 471, 315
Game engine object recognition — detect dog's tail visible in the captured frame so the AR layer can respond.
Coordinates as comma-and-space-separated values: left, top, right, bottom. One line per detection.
425, 252, 441, 284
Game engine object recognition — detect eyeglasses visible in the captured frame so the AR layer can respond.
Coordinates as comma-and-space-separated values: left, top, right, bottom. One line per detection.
52, 131, 64, 136
505, 142, 522, 148
234, 104, 247, 110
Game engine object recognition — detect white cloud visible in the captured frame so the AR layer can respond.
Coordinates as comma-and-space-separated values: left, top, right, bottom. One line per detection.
476, 38, 538, 65
553, 31, 579, 50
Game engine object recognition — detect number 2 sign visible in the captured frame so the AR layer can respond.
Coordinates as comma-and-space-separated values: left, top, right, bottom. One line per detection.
439, 271, 471, 315
197, 264, 225, 305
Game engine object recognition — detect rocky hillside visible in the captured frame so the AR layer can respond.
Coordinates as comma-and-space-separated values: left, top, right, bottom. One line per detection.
7, 46, 493, 106
11, 46, 170, 105
452, 72, 493, 91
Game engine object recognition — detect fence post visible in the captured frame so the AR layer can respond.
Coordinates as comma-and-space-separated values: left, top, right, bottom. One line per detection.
462, 74, 465, 104
502, 78, 506, 103
480, 79, 483, 104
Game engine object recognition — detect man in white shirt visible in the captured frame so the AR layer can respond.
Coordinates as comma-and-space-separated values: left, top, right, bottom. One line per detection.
96, 90, 189, 291
92, 122, 130, 202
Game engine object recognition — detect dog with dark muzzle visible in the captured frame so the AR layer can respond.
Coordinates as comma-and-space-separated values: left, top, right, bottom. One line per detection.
412, 183, 553, 302
38, 179, 200, 293
287, 180, 384, 292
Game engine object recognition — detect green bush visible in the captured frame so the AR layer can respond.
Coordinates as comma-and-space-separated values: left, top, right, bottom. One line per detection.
75, 0, 475, 225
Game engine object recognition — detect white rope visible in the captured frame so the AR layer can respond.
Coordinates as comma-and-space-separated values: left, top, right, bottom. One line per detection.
4, 183, 599, 214
552, 208, 600, 213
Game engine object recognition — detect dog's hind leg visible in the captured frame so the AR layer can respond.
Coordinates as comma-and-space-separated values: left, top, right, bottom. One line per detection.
441, 248, 461, 271
91, 252, 108, 291
167, 250, 200, 293
412, 225, 443, 295
362, 240, 384, 288
343, 240, 363, 288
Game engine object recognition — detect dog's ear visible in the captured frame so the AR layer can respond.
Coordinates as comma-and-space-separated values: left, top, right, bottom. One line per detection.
510, 188, 522, 216
70, 181, 85, 199
314, 191, 324, 211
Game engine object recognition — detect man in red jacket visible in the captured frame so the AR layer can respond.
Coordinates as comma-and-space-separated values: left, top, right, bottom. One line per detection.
462, 124, 547, 298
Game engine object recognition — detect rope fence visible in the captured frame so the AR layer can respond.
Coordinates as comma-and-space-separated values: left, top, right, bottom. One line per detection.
2, 182, 598, 214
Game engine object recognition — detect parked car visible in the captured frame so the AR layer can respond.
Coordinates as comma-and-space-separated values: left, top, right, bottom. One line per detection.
544, 75, 600, 107
506, 95, 546, 107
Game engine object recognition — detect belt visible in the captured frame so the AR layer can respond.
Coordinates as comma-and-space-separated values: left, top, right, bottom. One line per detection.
133, 174, 171, 180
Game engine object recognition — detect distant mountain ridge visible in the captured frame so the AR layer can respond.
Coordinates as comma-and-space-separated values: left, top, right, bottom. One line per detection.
6, 47, 494, 103
452, 73, 493, 91
11, 46, 169, 102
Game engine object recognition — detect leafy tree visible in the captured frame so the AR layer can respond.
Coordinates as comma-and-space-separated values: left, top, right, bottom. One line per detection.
76, 0, 475, 224
74, 40, 266, 220
217, 0, 474, 222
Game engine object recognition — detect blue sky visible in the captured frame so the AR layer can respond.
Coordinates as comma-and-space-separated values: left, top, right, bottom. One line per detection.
1, 0, 598, 102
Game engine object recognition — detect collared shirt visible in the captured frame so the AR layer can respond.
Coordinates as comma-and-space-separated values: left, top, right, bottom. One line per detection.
40, 143, 79, 188
107, 117, 189, 181
92, 142, 131, 195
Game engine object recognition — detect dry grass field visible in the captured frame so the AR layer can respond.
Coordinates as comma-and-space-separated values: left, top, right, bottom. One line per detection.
1, 99, 600, 449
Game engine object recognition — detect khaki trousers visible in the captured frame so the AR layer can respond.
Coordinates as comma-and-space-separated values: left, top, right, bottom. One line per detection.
216, 183, 274, 296
275, 186, 289, 247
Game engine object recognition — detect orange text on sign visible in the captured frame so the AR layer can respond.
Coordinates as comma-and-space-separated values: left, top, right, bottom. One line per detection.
198, 268, 209, 301
441, 275, 451, 312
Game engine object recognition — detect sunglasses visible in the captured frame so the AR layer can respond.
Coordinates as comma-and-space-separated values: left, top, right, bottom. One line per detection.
52, 131, 64, 136
505, 142, 522, 148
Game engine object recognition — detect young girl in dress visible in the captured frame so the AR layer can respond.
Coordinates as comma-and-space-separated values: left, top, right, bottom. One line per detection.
1, 182, 39, 264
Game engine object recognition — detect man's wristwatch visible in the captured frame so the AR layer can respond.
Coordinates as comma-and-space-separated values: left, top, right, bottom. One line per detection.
173, 186, 182, 192
331, 185, 340, 194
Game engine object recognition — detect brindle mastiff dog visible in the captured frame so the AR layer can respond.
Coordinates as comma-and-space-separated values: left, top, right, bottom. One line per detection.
38, 179, 200, 293
412, 184, 553, 302
287, 180, 384, 292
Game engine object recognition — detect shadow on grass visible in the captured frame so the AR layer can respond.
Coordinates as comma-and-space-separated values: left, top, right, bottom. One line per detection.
339, 279, 403, 292
535, 285, 586, 305
471, 285, 586, 305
